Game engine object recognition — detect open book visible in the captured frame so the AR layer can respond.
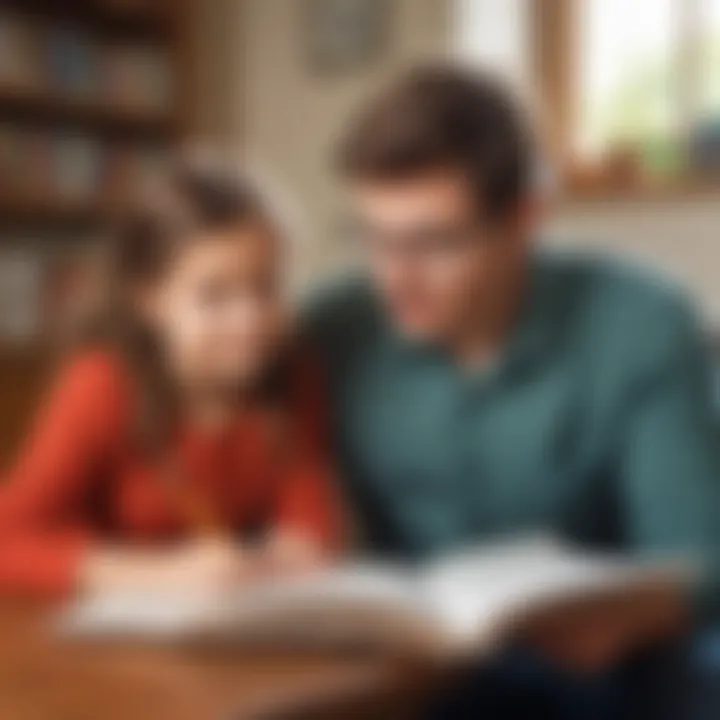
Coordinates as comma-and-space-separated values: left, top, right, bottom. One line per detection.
57, 536, 694, 659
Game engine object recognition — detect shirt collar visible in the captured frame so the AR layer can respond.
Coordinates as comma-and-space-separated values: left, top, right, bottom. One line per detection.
502, 252, 560, 373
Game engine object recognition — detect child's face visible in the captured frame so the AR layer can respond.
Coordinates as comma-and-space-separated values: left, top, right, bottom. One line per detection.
145, 222, 288, 392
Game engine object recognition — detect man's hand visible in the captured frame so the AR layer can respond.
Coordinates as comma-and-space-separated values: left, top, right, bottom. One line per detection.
518, 581, 688, 674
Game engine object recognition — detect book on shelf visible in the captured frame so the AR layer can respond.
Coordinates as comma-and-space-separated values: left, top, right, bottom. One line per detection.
51, 133, 103, 201
0, 122, 174, 206
0, 124, 103, 203
0, 127, 55, 198
44, 25, 99, 100
0, 12, 177, 121
23, 130, 55, 198
0, 12, 40, 89
104, 45, 173, 114
103, 142, 170, 201
58, 535, 696, 661
0, 124, 27, 192
0, 247, 45, 345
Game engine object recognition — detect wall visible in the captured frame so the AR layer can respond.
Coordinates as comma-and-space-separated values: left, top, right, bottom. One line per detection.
242, 0, 450, 278
547, 199, 720, 323
188, 0, 246, 143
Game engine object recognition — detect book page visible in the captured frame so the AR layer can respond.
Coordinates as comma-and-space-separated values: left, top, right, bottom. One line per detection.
416, 535, 691, 652
57, 536, 694, 657
57, 562, 427, 647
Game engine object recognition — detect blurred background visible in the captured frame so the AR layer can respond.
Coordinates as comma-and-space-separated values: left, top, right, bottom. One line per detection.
0, 0, 718, 461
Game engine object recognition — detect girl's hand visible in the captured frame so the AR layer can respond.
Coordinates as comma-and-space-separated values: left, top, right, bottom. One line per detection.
164, 537, 255, 594
81, 538, 254, 596
261, 529, 327, 577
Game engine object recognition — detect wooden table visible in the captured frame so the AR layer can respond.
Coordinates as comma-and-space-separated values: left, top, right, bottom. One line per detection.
0, 603, 438, 719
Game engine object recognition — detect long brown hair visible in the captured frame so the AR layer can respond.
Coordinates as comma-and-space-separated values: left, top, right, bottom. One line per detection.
77, 159, 281, 453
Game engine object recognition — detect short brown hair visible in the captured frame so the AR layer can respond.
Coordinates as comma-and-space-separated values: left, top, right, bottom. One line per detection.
338, 64, 533, 219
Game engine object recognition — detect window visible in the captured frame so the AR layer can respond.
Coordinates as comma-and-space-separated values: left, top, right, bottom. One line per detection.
459, 0, 720, 198
456, 0, 531, 92
576, 0, 720, 188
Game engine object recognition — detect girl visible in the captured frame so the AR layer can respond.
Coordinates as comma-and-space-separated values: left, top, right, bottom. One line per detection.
0, 162, 343, 597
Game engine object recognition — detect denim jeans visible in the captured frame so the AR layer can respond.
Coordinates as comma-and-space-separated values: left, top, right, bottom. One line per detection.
427, 629, 720, 720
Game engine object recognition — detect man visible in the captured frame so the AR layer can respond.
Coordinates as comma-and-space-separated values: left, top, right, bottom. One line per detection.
305, 65, 720, 718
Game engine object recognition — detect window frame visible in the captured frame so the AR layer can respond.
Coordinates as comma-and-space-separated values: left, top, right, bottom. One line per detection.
532, 0, 720, 203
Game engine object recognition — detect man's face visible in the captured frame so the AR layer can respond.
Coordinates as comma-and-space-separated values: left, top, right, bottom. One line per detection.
351, 170, 526, 342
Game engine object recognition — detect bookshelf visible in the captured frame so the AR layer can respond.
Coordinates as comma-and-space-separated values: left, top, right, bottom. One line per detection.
0, 0, 193, 462
0, 0, 190, 227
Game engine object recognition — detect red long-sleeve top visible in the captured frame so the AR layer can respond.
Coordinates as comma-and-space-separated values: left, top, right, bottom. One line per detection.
0, 349, 342, 596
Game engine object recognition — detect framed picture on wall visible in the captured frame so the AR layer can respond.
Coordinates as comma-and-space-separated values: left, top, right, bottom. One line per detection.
305, 0, 393, 75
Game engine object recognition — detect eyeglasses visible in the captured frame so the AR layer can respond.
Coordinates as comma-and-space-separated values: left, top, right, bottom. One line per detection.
349, 219, 487, 260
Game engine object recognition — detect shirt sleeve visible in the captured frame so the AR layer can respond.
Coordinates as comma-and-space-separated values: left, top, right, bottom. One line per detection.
620, 300, 720, 622
272, 353, 346, 552
0, 351, 126, 596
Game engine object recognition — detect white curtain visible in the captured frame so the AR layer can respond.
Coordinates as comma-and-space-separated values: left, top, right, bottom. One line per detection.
454, 0, 532, 94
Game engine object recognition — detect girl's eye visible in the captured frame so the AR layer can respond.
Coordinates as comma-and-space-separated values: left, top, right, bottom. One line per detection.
191, 271, 278, 309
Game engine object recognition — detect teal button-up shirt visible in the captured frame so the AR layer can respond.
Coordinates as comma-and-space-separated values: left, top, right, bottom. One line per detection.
305, 252, 720, 619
